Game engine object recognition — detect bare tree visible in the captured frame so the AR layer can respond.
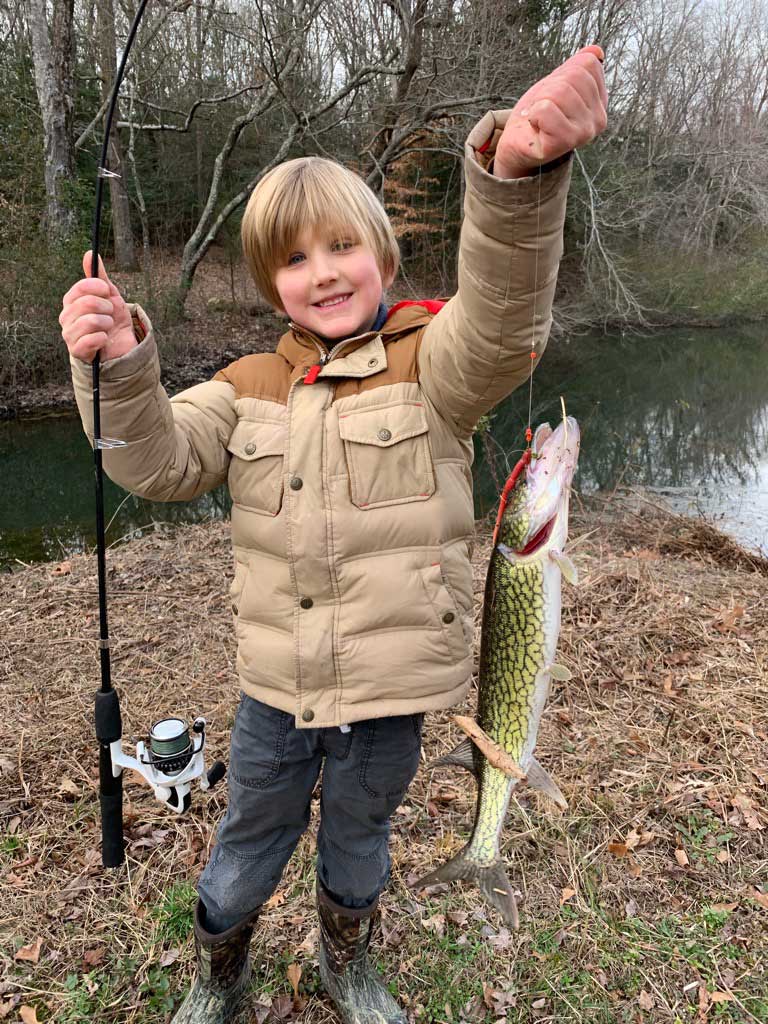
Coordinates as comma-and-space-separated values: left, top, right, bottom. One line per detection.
25, 0, 76, 240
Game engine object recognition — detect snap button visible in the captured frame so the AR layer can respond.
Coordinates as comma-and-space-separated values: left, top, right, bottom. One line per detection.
302, 709, 315, 723
368, 357, 378, 367
377, 428, 392, 442
300, 597, 313, 609
442, 611, 455, 624
244, 442, 256, 455
290, 476, 303, 491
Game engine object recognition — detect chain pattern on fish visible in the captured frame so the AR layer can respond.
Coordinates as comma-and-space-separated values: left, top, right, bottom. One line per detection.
415, 417, 580, 929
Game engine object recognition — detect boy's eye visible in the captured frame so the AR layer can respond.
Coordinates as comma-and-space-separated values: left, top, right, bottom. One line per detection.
287, 252, 305, 266
331, 239, 355, 253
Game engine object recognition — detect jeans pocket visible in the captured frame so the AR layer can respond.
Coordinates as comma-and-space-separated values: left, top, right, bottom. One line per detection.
228, 696, 291, 789
358, 714, 424, 799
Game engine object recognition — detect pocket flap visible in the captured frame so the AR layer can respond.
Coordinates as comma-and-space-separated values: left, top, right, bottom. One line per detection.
227, 419, 287, 460
337, 402, 428, 447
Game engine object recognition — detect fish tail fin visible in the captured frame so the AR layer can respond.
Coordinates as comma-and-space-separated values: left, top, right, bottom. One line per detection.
414, 848, 519, 930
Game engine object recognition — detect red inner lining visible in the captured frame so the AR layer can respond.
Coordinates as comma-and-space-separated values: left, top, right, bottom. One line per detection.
518, 516, 555, 556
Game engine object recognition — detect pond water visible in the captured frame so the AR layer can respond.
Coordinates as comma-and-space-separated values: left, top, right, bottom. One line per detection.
1, 324, 766, 570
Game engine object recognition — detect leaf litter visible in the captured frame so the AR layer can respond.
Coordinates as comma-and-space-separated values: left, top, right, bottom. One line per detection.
0, 492, 766, 1021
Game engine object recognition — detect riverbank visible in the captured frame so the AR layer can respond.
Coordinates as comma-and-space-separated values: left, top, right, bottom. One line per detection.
1, 496, 766, 1023
3, 246, 768, 420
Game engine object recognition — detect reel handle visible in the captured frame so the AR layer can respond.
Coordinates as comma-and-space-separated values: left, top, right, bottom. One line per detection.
207, 761, 226, 789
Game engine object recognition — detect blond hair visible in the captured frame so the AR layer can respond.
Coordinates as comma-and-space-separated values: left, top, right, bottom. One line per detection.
241, 157, 399, 310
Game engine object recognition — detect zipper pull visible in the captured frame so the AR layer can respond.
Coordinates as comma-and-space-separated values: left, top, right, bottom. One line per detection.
303, 349, 330, 385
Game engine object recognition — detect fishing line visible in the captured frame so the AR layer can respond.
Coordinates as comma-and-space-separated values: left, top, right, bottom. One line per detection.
525, 161, 544, 451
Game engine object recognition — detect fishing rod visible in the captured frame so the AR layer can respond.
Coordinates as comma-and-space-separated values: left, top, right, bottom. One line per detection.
90, 0, 225, 869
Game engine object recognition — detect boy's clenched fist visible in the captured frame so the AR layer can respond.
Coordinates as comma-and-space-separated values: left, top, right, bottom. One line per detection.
60, 252, 137, 363
494, 45, 608, 180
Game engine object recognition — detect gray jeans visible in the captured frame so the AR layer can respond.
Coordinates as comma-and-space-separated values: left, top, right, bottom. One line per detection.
198, 695, 423, 932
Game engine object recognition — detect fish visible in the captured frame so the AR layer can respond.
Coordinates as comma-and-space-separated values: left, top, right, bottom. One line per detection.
415, 414, 580, 928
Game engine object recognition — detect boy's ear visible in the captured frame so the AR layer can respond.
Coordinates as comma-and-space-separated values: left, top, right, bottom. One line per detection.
383, 267, 396, 290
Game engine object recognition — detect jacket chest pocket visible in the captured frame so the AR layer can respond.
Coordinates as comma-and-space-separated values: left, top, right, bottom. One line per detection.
338, 402, 436, 510
226, 419, 287, 516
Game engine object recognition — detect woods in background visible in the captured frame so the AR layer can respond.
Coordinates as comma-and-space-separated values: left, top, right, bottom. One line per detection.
3, 0, 768, 392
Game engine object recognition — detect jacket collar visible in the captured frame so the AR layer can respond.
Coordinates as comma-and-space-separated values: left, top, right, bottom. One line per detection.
275, 302, 440, 380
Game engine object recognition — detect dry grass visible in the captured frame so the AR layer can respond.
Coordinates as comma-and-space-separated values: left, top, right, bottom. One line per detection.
1, 496, 766, 1023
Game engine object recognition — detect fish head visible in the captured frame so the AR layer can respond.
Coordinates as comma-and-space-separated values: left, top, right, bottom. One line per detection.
498, 416, 580, 555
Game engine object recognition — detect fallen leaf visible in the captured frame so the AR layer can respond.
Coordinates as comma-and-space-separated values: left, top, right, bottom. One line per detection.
710, 992, 733, 1003
57, 778, 81, 799
710, 902, 737, 912
751, 889, 768, 910
422, 913, 446, 938
731, 792, 764, 831
19, 1009, 39, 1024
264, 889, 287, 909
0, 999, 16, 1020
674, 847, 689, 867
268, 993, 295, 1020
286, 962, 301, 1000
82, 947, 105, 968
716, 849, 730, 863
638, 989, 654, 1010
625, 898, 638, 919
158, 948, 180, 967
712, 604, 744, 633
14, 937, 42, 964
608, 841, 629, 858
531, 997, 547, 1009
559, 887, 576, 906
698, 983, 710, 1020
51, 561, 72, 576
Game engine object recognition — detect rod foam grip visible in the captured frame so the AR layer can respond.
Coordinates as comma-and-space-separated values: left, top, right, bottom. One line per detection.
100, 787, 125, 867
95, 688, 122, 743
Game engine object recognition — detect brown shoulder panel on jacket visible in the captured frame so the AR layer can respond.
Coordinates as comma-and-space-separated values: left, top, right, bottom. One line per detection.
213, 352, 292, 405
332, 329, 423, 402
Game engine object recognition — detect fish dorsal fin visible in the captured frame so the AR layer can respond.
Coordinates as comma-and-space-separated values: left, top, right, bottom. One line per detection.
431, 738, 478, 778
549, 549, 578, 584
526, 756, 568, 810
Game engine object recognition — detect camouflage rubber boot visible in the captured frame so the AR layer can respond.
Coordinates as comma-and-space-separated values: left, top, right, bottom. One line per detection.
170, 900, 256, 1024
317, 885, 406, 1024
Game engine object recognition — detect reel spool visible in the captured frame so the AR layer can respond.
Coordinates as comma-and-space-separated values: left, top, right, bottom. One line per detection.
109, 715, 226, 814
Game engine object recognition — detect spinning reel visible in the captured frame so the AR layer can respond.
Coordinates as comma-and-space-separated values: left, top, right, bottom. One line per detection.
110, 716, 226, 814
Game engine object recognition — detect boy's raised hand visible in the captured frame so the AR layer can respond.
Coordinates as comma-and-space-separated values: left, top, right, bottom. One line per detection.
494, 44, 607, 179
60, 252, 137, 363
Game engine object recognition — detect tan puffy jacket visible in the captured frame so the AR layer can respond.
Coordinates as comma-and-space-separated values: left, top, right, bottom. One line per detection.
71, 111, 572, 728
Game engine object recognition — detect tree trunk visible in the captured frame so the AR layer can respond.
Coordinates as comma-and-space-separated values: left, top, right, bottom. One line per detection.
26, 0, 77, 241
97, 0, 137, 269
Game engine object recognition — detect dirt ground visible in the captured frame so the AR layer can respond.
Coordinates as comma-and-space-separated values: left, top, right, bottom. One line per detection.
0, 494, 766, 1023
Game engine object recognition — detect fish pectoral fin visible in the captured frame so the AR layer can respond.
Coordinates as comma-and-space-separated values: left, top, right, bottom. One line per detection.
549, 548, 578, 584
431, 738, 478, 779
546, 662, 572, 681
526, 756, 568, 811
496, 542, 516, 564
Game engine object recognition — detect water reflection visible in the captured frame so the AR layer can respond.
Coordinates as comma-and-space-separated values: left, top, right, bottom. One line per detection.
1, 326, 767, 567
473, 325, 768, 556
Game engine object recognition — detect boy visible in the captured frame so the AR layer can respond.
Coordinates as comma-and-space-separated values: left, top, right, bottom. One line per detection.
61, 46, 606, 1024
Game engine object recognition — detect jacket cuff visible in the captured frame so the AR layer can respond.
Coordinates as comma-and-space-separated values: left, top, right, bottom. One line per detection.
69, 303, 157, 385
465, 109, 572, 199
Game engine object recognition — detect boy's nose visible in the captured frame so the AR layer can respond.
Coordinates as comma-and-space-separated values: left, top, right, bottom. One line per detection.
311, 257, 339, 287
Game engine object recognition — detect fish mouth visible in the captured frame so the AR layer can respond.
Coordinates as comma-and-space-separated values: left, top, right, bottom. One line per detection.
517, 514, 556, 556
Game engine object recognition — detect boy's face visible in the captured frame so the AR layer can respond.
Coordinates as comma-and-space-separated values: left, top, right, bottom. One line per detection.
274, 228, 393, 340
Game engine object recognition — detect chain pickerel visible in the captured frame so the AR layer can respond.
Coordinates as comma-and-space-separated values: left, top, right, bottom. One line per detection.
416, 415, 580, 928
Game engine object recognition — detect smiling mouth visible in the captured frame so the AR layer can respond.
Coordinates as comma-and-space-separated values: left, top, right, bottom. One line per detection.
314, 294, 352, 309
